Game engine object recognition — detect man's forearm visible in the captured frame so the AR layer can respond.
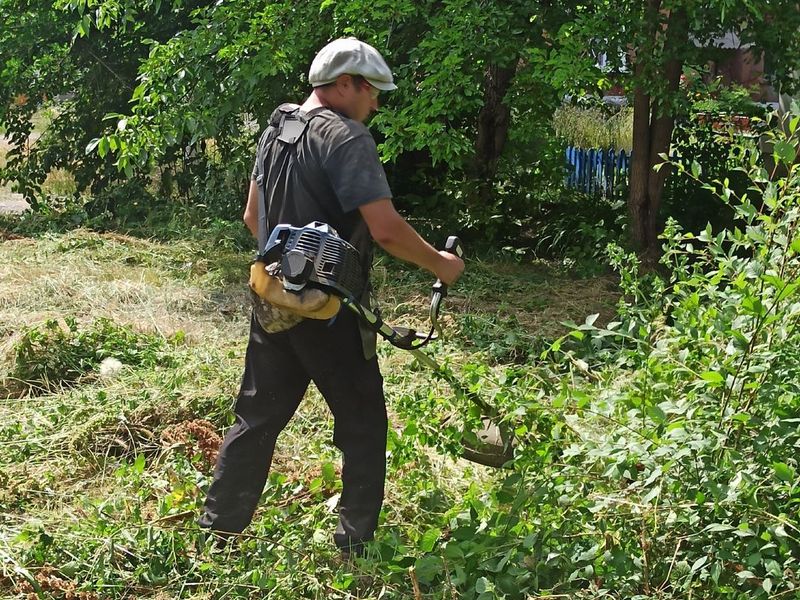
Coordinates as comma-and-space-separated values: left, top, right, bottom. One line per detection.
360, 199, 463, 284
371, 212, 444, 276
244, 179, 259, 239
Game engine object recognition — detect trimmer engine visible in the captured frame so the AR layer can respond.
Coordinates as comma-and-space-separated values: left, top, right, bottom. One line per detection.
259, 222, 365, 298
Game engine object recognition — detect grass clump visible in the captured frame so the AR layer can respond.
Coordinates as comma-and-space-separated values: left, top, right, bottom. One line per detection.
9, 317, 171, 394
553, 103, 634, 150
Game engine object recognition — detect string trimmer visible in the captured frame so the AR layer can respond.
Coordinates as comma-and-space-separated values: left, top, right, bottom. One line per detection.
257, 222, 514, 467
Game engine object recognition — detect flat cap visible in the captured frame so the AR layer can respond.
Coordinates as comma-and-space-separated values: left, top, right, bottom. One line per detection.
309, 38, 397, 91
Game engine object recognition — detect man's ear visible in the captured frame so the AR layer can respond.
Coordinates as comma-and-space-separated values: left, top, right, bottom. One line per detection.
334, 74, 352, 95
336, 74, 352, 95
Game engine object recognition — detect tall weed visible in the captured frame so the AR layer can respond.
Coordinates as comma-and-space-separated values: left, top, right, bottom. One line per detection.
553, 104, 634, 151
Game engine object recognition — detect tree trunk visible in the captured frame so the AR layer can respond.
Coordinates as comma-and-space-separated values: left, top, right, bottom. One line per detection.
628, 0, 662, 253
645, 48, 684, 254
629, 64, 653, 251
473, 63, 515, 201
627, 6, 688, 259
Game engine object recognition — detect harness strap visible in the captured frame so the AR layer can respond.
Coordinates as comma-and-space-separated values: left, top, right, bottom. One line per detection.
256, 104, 330, 252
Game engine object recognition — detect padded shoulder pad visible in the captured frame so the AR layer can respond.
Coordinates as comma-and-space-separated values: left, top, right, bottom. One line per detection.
269, 103, 301, 127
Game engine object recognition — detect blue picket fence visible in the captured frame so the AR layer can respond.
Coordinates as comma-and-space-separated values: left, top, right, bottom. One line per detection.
565, 146, 630, 197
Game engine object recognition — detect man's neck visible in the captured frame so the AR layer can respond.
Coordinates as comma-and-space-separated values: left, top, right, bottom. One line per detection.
300, 90, 328, 112
300, 89, 350, 119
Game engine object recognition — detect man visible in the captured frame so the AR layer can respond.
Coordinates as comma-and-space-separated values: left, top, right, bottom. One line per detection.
199, 38, 464, 556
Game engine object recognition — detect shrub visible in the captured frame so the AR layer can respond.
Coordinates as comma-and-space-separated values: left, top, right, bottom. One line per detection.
662, 120, 749, 233
534, 108, 800, 596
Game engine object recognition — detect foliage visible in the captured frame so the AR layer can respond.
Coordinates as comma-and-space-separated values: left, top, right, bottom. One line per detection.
374, 109, 800, 598
534, 0, 800, 253
519, 191, 627, 261
13, 0, 581, 239
11, 317, 170, 391
686, 77, 766, 119
662, 120, 750, 233
0, 0, 200, 207
535, 108, 800, 597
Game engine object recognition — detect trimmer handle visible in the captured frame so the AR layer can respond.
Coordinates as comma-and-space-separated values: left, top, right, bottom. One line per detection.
429, 236, 463, 341
432, 236, 464, 298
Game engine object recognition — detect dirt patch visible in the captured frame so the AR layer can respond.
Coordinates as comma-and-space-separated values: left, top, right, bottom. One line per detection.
1, 134, 30, 214
0, 227, 24, 241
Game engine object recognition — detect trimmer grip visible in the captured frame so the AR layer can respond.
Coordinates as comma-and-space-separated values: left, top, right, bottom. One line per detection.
445, 235, 464, 259
433, 236, 464, 299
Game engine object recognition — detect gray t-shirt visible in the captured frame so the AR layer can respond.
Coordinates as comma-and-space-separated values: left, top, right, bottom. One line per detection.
251, 103, 392, 357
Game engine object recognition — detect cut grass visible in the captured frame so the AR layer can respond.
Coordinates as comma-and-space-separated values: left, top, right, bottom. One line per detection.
0, 224, 620, 599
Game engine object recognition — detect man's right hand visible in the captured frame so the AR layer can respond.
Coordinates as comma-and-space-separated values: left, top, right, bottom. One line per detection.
436, 251, 465, 286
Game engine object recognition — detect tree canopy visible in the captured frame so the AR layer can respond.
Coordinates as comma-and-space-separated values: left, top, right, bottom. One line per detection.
2, 0, 800, 246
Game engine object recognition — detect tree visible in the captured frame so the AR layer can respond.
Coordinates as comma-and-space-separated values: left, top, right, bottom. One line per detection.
0, 0, 207, 206
80, 0, 577, 236
540, 1, 800, 258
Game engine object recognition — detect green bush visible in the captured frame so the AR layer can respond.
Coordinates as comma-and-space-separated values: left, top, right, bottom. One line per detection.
686, 76, 767, 119
11, 317, 170, 392
662, 121, 745, 233
521, 190, 626, 261
384, 110, 800, 598
532, 110, 800, 596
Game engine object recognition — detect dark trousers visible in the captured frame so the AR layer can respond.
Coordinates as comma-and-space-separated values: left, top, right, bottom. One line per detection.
199, 309, 387, 550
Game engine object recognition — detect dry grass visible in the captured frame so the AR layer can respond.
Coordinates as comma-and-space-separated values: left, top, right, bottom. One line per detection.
0, 229, 249, 343
42, 168, 77, 196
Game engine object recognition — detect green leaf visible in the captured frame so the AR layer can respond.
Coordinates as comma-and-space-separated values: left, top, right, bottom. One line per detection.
419, 527, 441, 552
691, 555, 708, 572
646, 404, 667, 424
133, 453, 145, 474
85, 138, 101, 155
98, 136, 109, 158
773, 139, 797, 165
772, 462, 795, 483
475, 577, 494, 594
700, 371, 724, 386
321, 461, 336, 483
413, 556, 443, 585
443, 542, 464, 560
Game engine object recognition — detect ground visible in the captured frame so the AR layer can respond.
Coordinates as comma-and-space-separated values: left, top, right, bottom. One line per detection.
0, 195, 28, 214
0, 223, 619, 599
